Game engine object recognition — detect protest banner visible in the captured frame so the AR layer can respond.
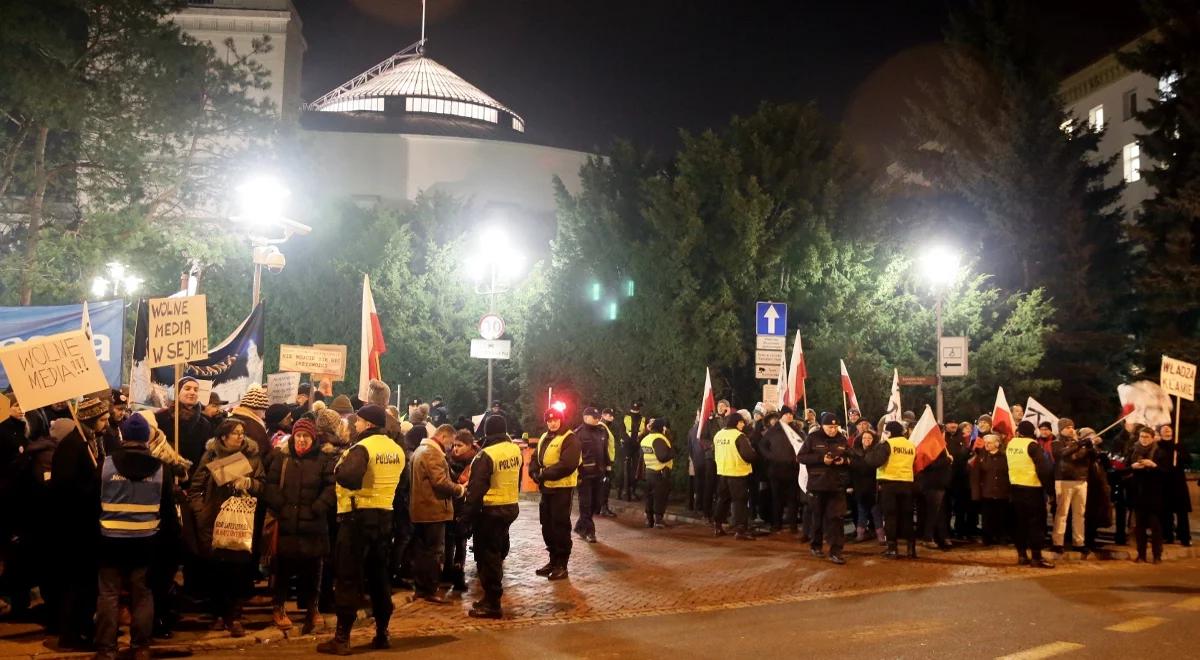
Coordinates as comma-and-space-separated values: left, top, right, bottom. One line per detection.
0, 330, 110, 411
311, 343, 348, 382
268, 372, 302, 405
0, 299, 125, 388
279, 344, 346, 379
1161, 354, 1196, 466
146, 295, 209, 368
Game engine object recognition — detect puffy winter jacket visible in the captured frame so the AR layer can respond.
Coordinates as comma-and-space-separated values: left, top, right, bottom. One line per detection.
264, 439, 336, 558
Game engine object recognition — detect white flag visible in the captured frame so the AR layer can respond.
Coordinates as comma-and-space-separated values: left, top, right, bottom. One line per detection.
885, 368, 901, 423
777, 347, 788, 410
81, 300, 93, 341
1022, 397, 1060, 434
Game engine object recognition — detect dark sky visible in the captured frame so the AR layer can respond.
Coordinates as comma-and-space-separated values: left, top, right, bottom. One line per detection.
292, 0, 1148, 153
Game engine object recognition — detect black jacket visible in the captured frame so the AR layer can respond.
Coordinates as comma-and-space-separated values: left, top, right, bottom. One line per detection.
264, 439, 337, 558
970, 449, 1010, 500
761, 423, 799, 465
797, 429, 850, 493
1051, 436, 1094, 481
50, 426, 101, 550
848, 443, 877, 497
1159, 440, 1193, 513
916, 451, 952, 493
461, 434, 522, 523
1128, 441, 1171, 511
156, 405, 212, 474
574, 423, 611, 477
529, 430, 582, 487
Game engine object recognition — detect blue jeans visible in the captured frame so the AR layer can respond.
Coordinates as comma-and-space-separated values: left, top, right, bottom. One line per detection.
96, 564, 152, 656
855, 494, 882, 530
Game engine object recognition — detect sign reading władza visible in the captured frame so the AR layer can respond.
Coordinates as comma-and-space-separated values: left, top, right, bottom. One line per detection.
147, 295, 209, 368
1161, 354, 1196, 402
0, 330, 110, 410
279, 344, 346, 379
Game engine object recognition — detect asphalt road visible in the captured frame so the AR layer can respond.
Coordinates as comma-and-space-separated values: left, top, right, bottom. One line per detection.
198, 558, 1200, 660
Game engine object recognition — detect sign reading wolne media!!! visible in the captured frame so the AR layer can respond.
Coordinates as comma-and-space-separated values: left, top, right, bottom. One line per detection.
279, 344, 346, 379
0, 330, 110, 410
146, 295, 209, 368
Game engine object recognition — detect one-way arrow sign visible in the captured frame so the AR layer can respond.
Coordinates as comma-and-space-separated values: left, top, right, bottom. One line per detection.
756, 301, 787, 337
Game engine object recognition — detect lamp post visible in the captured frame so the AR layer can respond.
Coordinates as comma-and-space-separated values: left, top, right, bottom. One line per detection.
91, 261, 143, 300
465, 226, 524, 407
232, 175, 311, 311
919, 246, 961, 423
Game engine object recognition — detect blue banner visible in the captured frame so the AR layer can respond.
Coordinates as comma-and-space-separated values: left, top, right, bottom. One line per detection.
0, 300, 126, 389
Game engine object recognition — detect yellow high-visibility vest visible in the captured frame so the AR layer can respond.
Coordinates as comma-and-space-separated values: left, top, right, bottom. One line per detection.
538, 430, 578, 488
481, 441, 522, 506
714, 428, 751, 477
336, 434, 405, 514
876, 436, 915, 482
641, 433, 673, 472
1006, 437, 1040, 487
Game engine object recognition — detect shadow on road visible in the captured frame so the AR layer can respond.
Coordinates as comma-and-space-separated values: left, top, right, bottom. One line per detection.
1108, 584, 1200, 594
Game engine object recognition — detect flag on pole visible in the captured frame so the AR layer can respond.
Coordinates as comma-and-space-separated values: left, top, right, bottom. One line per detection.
885, 368, 901, 423
991, 386, 1015, 440
81, 300, 93, 341
358, 274, 387, 401
839, 359, 860, 412
698, 367, 716, 437
786, 331, 806, 409
776, 347, 789, 410
1117, 381, 1173, 428
1022, 397, 1060, 434
910, 404, 947, 473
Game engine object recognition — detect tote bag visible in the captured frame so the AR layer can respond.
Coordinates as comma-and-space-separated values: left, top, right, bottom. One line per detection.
212, 495, 257, 554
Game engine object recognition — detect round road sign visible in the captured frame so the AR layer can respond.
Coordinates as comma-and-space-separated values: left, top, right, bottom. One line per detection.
479, 314, 505, 340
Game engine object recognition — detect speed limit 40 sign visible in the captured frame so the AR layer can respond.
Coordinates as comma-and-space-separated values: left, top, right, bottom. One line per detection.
479, 314, 505, 340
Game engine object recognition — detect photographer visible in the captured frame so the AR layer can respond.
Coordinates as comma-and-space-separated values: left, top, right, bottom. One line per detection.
797, 413, 852, 565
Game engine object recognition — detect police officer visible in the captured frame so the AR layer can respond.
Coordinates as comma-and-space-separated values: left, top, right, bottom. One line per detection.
529, 407, 581, 581
1008, 420, 1054, 569
459, 416, 522, 618
713, 413, 757, 540
598, 408, 619, 517
620, 402, 646, 500
319, 404, 405, 655
641, 419, 675, 528
572, 407, 610, 544
867, 421, 917, 559
798, 412, 852, 565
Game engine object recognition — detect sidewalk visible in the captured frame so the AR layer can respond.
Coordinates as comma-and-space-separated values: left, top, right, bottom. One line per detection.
4, 495, 1197, 659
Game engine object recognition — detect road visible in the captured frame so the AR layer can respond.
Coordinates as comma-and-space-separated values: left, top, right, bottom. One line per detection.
203, 558, 1200, 659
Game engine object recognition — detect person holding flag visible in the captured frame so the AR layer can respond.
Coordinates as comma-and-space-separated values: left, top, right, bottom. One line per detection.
1007, 420, 1054, 569
991, 387, 1016, 442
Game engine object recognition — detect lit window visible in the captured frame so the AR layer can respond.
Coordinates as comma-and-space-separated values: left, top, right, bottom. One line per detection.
1159, 72, 1179, 99
512, 117, 525, 132
403, 96, 499, 123
1088, 104, 1104, 131
1123, 90, 1138, 120
1123, 142, 1141, 183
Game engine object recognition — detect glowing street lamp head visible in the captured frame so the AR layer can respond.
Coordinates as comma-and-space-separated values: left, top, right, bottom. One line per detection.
235, 175, 290, 225
921, 245, 961, 288
91, 277, 109, 298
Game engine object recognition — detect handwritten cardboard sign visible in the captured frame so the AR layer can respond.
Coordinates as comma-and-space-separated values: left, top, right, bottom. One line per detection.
311, 343, 348, 382
1161, 354, 1196, 402
279, 344, 345, 379
268, 371, 302, 405
147, 295, 209, 368
0, 330, 110, 410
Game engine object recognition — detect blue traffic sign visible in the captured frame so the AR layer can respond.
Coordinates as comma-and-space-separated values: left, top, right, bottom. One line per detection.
756, 301, 787, 336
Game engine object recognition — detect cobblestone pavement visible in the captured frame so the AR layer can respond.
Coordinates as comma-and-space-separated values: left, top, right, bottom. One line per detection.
4, 497, 1196, 657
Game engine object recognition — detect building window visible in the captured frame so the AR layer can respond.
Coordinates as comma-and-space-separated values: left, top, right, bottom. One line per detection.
404, 96, 498, 124
512, 117, 525, 132
319, 97, 383, 113
1123, 90, 1138, 120
1159, 72, 1180, 99
1088, 104, 1104, 131
1123, 142, 1141, 183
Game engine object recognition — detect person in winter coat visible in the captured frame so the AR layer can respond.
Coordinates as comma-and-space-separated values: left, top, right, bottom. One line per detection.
865, 421, 917, 559
1079, 428, 1113, 549
1129, 426, 1171, 562
441, 429, 478, 592
944, 420, 975, 539
188, 419, 265, 637
155, 377, 213, 473
761, 407, 803, 534
915, 444, 953, 550
265, 404, 293, 450
571, 408, 611, 544
848, 429, 883, 543
713, 413, 758, 540
1156, 424, 1192, 546
1050, 419, 1093, 551
458, 417, 521, 619
264, 418, 336, 634
229, 386, 271, 462
314, 408, 349, 612
1008, 421, 1054, 568
797, 412, 852, 564
970, 434, 1010, 545
18, 408, 60, 628
408, 425, 466, 603
529, 407, 581, 581
641, 418, 676, 528
0, 390, 27, 606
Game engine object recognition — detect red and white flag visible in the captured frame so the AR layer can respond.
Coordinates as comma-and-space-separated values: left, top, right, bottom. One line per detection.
698, 367, 716, 436
991, 386, 1014, 440
839, 359, 860, 412
786, 331, 807, 409
357, 274, 387, 400
910, 404, 947, 473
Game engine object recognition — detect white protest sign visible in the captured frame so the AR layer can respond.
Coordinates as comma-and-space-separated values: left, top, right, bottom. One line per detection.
311, 343, 348, 382
1161, 354, 1196, 402
268, 372, 302, 405
279, 344, 346, 379
0, 330, 110, 410
1022, 397, 1060, 434
147, 295, 209, 368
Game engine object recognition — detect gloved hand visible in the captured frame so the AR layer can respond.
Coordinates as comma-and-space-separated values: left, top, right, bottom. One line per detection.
148, 430, 193, 471
232, 476, 252, 492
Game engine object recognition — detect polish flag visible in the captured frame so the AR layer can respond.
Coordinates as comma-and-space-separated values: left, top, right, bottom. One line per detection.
357, 274, 387, 401
991, 386, 1014, 440
910, 405, 947, 473
839, 359, 860, 412
885, 368, 901, 423
698, 367, 716, 436
786, 331, 807, 409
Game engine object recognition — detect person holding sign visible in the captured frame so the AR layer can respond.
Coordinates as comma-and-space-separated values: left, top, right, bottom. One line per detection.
155, 377, 212, 474
1155, 424, 1192, 547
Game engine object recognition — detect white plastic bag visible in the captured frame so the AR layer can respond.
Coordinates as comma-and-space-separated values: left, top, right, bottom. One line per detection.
211, 495, 256, 553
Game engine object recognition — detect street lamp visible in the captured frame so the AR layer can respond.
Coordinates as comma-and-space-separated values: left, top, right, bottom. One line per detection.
91, 261, 143, 299
464, 225, 525, 407
232, 175, 311, 310
920, 245, 962, 423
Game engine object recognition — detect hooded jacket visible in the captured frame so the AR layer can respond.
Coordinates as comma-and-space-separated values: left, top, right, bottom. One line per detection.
263, 437, 337, 558
99, 441, 180, 566
574, 422, 611, 477
188, 435, 264, 560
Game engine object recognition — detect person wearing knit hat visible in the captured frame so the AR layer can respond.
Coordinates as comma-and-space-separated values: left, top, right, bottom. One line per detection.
1007, 418, 1054, 568
1049, 418, 1092, 552
330, 395, 354, 416
230, 385, 271, 457
798, 408, 852, 564
319, 401, 405, 654
265, 403, 294, 449
315, 408, 348, 447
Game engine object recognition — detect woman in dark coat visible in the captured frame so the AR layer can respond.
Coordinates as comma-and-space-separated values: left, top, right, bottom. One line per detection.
188, 419, 265, 637
970, 434, 1011, 545
1156, 423, 1192, 546
1079, 428, 1113, 549
848, 429, 882, 543
1128, 426, 1171, 563
264, 418, 336, 634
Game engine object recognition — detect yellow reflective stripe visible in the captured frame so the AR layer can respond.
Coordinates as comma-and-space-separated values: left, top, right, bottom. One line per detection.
100, 519, 160, 531
101, 502, 160, 513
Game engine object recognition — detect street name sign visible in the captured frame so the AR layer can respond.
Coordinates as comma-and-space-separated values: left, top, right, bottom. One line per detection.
756, 336, 785, 351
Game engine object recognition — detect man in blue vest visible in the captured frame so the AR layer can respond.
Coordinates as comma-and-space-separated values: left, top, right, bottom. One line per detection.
94, 414, 182, 660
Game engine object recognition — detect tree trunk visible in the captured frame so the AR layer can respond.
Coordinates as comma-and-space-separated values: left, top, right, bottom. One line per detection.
18, 124, 49, 306
0, 121, 29, 199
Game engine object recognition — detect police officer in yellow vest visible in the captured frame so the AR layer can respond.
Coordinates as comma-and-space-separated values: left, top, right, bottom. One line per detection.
598, 408, 619, 517
619, 401, 647, 499
529, 407, 581, 580
319, 404, 405, 655
459, 415, 522, 619
713, 412, 758, 540
1007, 420, 1054, 569
641, 418, 676, 528
866, 421, 917, 559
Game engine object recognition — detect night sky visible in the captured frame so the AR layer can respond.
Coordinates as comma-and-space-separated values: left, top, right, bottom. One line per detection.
292, 0, 1149, 153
